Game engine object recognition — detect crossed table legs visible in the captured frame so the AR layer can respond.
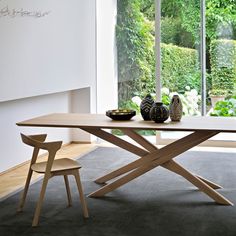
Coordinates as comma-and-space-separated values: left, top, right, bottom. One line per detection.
81, 127, 233, 206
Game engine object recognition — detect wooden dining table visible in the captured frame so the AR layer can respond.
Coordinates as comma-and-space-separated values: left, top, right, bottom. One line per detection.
17, 113, 236, 205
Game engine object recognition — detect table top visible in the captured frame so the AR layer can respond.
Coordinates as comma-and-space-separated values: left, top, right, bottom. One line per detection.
16, 113, 236, 133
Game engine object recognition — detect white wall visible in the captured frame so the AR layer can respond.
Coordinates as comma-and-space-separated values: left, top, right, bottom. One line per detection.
70, 87, 92, 142
0, 0, 119, 173
0, 92, 71, 172
0, 86, 96, 173
0, 0, 95, 102
96, 0, 118, 113
0, 0, 97, 173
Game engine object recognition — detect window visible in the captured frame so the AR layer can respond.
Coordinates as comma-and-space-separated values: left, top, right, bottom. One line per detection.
116, 0, 236, 143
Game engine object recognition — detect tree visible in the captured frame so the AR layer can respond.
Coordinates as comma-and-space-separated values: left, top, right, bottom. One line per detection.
206, 0, 236, 40
161, 0, 236, 42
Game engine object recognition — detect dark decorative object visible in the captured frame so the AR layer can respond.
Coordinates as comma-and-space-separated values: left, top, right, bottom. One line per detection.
169, 94, 183, 121
106, 109, 136, 121
149, 102, 169, 123
140, 94, 154, 120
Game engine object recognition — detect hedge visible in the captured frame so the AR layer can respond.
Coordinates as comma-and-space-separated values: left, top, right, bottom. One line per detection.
117, 1, 201, 102
210, 39, 236, 95
161, 43, 200, 93
117, 42, 200, 104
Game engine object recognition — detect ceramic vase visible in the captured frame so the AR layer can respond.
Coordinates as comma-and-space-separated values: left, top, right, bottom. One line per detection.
149, 102, 169, 123
169, 95, 183, 121
140, 94, 154, 120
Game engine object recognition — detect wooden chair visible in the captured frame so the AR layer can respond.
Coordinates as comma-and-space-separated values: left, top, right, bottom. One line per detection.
17, 133, 89, 227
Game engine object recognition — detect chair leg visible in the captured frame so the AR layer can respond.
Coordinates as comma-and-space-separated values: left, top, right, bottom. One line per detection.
64, 175, 72, 207
74, 171, 89, 218
17, 169, 33, 212
32, 176, 50, 227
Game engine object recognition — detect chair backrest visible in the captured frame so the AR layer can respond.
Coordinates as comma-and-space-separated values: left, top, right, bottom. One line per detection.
21, 133, 62, 151
20, 133, 63, 173
21, 133, 47, 147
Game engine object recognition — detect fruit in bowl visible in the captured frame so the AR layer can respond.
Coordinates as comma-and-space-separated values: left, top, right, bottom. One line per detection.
106, 109, 136, 120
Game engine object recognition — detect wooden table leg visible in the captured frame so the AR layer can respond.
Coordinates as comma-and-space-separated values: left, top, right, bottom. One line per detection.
81, 127, 149, 183
162, 160, 232, 205
84, 128, 232, 205
89, 157, 232, 205
85, 128, 221, 189
82, 128, 230, 205
123, 129, 222, 190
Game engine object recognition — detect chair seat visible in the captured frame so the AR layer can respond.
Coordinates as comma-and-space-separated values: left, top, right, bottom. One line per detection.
31, 158, 81, 173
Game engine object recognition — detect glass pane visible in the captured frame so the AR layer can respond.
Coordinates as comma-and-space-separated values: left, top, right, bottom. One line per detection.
116, 0, 155, 116
206, 0, 236, 117
161, 0, 201, 116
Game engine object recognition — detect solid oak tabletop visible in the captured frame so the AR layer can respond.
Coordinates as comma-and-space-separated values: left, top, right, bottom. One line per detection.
16, 113, 236, 133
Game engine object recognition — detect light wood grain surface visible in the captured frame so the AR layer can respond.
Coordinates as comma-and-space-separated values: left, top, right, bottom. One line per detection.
17, 113, 236, 133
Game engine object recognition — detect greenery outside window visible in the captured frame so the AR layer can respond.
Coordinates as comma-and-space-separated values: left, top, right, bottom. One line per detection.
116, 0, 236, 142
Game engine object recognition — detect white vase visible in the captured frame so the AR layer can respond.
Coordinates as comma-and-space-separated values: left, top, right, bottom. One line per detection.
169, 95, 183, 121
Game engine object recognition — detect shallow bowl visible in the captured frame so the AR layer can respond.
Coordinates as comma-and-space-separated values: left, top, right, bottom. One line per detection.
106, 109, 136, 121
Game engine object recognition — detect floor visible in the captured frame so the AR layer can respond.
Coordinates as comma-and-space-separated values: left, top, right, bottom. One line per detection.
1, 142, 236, 235
1, 137, 236, 201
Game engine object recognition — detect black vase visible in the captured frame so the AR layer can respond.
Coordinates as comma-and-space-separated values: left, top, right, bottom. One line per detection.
149, 102, 169, 123
140, 94, 154, 120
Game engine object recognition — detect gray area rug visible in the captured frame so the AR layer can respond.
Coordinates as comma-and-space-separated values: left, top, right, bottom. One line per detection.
1, 147, 236, 236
